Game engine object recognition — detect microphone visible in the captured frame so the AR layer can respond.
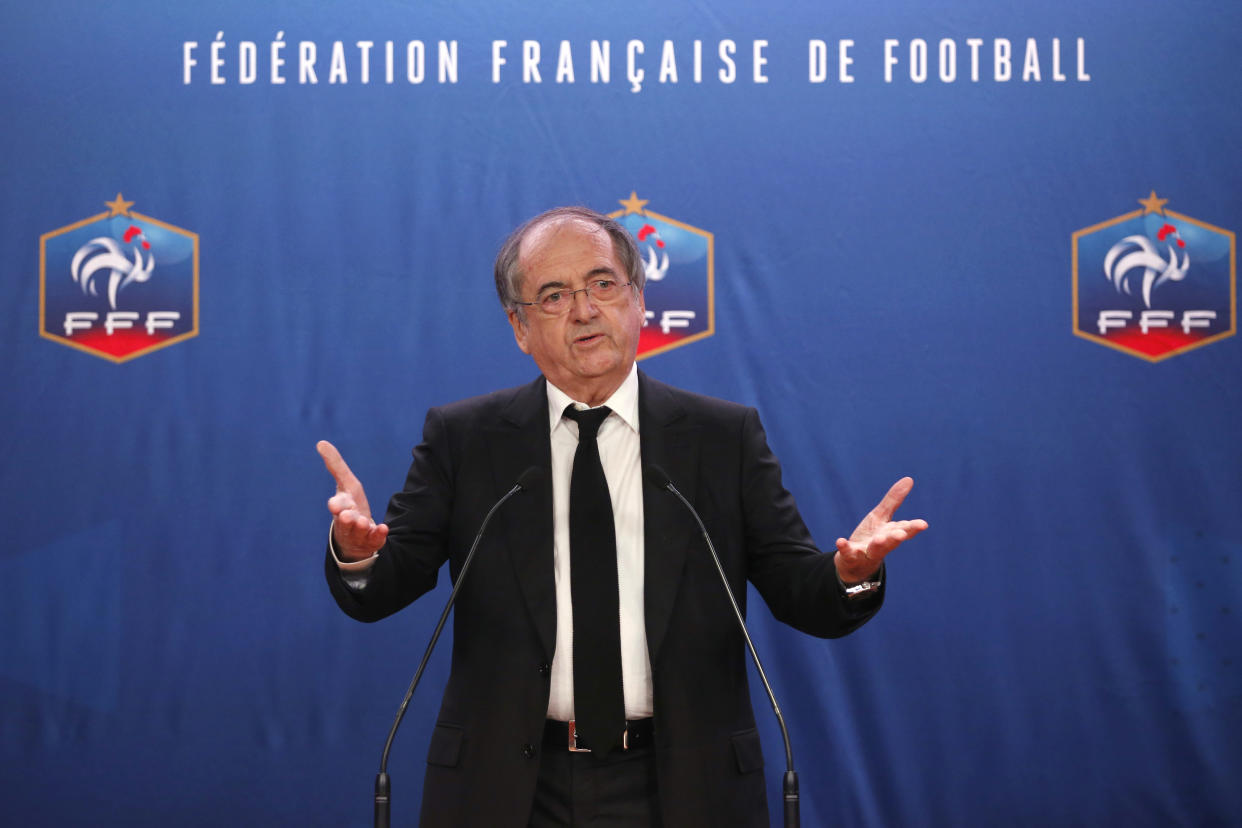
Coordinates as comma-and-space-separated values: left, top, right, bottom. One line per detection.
644, 464, 800, 828
374, 466, 544, 828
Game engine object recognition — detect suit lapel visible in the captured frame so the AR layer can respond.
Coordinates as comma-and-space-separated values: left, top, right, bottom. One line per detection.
486, 376, 557, 662
482, 371, 702, 665
638, 371, 700, 664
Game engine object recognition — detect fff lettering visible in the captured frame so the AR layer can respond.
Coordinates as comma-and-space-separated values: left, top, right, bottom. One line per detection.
644, 309, 697, 335
1096, 309, 1216, 336
63, 311, 182, 337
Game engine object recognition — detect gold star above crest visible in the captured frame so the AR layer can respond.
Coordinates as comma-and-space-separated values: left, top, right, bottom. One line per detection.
1138, 190, 1168, 216
618, 191, 649, 215
105, 192, 134, 217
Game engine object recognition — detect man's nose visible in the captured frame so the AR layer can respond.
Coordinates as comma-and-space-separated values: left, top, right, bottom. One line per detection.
568, 287, 601, 319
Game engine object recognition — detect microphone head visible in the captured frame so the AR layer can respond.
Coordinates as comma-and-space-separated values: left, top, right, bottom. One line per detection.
515, 466, 545, 491
644, 464, 673, 490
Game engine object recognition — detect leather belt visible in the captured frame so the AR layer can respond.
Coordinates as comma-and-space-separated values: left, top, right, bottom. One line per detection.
543, 718, 654, 753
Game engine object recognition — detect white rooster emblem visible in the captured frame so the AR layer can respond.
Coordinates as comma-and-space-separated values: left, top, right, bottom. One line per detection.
70, 225, 154, 310
1103, 223, 1189, 308
637, 223, 669, 282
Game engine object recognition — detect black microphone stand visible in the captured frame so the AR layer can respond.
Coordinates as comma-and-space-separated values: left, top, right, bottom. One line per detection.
373, 469, 541, 828
648, 466, 800, 828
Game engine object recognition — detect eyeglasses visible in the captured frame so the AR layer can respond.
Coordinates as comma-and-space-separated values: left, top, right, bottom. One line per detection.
513, 279, 635, 317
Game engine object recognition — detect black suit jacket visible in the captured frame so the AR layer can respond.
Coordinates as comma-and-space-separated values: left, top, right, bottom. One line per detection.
326, 370, 883, 827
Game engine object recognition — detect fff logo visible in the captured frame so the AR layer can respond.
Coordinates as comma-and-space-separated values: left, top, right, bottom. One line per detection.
1073, 192, 1235, 362
40, 194, 199, 363
609, 192, 714, 359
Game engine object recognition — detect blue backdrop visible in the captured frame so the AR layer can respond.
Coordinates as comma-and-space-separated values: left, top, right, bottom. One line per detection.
3, 1, 1240, 825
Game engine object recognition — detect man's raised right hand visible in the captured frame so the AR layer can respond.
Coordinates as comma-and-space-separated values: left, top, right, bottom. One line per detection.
317, 440, 389, 561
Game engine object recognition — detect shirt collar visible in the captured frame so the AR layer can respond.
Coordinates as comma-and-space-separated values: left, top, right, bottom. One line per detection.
546, 363, 640, 435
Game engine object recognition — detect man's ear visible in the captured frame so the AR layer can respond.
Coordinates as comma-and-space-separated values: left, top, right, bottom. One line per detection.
508, 308, 531, 354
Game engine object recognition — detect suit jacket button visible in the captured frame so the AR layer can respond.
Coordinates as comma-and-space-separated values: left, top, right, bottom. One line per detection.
522, 743, 537, 759
538, 662, 551, 676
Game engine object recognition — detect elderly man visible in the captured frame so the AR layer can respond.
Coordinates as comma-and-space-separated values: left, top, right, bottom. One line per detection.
319, 206, 926, 827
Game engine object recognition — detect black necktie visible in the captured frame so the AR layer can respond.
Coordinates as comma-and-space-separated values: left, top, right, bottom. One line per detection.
563, 404, 625, 752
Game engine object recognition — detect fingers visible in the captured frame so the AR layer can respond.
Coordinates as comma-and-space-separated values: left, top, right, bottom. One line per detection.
835, 537, 859, 563
370, 523, 389, 548
868, 527, 909, 557
834, 537, 881, 583
328, 492, 377, 532
837, 478, 927, 581
870, 476, 914, 522
317, 440, 359, 493
319, 439, 373, 516
836, 536, 880, 565
868, 519, 928, 554
837, 516, 929, 570
331, 505, 389, 561
319, 440, 382, 562
327, 491, 357, 516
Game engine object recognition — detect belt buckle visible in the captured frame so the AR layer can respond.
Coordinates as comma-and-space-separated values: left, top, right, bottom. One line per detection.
567, 720, 591, 753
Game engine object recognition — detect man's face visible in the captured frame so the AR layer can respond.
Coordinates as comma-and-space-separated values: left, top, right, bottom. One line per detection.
507, 218, 645, 406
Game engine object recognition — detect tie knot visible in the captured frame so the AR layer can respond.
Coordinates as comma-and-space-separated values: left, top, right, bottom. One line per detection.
564, 404, 611, 440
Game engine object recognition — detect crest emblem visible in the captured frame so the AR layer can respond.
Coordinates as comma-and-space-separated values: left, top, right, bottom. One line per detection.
40, 194, 199, 363
609, 192, 714, 359
1073, 192, 1235, 361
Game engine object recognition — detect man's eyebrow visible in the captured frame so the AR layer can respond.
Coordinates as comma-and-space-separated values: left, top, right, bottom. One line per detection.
533, 266, 618, 294
532, 278, 568, 294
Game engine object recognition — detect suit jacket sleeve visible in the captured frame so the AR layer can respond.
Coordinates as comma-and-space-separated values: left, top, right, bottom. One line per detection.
324, 407, 455, 623
738, 406, 884, 638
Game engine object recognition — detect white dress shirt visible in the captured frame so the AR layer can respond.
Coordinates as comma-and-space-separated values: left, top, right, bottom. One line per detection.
544, 364, 652, 721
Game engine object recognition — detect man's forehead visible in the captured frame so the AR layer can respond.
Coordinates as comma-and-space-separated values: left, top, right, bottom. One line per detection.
518, 217, 617, 275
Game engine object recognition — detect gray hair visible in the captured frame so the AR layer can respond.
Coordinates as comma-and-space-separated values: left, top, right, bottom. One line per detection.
494, 206, 646, 314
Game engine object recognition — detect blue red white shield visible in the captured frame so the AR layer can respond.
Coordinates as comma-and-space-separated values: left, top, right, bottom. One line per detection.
40, 195, 199, 363
609, 193, 714, 359
1073, 193, 1235, 362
